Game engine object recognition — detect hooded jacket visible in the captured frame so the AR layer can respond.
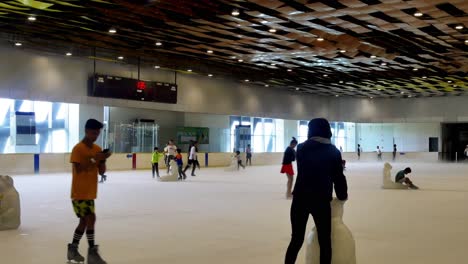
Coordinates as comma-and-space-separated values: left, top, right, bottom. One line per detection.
292, 118, 348, 201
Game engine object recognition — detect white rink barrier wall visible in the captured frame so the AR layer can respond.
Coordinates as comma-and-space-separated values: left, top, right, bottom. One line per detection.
0, 152, 439, 175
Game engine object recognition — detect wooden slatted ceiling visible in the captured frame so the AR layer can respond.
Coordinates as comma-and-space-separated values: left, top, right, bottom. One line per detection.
0, 0, 466, 98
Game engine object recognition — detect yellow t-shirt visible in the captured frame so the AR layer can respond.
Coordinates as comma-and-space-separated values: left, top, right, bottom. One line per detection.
70, 142, 102, 200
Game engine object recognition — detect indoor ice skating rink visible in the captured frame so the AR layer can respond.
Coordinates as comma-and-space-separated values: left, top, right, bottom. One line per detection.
1, 161, 468, 264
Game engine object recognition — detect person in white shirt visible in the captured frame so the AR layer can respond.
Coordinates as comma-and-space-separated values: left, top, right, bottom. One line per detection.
183, 141, 199, 176
166, 140, 177, 174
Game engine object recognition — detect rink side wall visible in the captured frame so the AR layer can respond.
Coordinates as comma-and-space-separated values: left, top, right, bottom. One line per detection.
0, 152, 439, 175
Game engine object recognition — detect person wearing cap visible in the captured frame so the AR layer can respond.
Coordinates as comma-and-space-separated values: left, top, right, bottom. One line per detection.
285, 118, 348, 264
67, 119, 111, 264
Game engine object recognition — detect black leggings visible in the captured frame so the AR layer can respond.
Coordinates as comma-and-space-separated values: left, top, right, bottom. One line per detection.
152, 163, 159, 177
183, 160, 197, 175
285, 198, 331, 264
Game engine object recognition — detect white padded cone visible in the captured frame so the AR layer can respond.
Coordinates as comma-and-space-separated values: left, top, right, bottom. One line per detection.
159, 160, 179, 182
382, 163, 408, 189
0, 175, 21, 230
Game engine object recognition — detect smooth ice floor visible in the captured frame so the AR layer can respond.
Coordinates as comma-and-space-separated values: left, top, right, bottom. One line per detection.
1, 162, 468, 264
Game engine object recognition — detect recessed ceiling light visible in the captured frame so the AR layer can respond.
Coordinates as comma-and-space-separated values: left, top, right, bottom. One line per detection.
340, 50, 346, 53
109, 28, 117, 34
271, 63, 276, 66
245, 79, 250, 82
370, 96, 373, 99
317, 37, 324, 41
378, 88, 382, 91
455, 25, 464, 30
287, 69, 292, 72
155, 42, 162, 46
66, 52, 72, 56
269, 28, 277, 33
208, 74, 213, 77
237, 24, 241, 27
28, 16, 36, 21
448, 80, 453, 83
408, 95, 413, 98
401, 91, 405, 94
370, 55, 377, 58
207, 50, 213, 54
117, 56, 124, 60
381, 62, 387, 66
422, 76, 427, 79
187, 69, 192, 72
295, 88, 300, 91
335, 95, 339, 97
339, 81, 344, 84
238, 59, 243, 62
323, 74, 328, 77
414, 12, 423, 17
232, 9, 240, 16
465, 40, 468, 44
154, 65, 160, 69
15, 42, 22, 46
413, 68, 418, 71
261, 20, 268, 24
265, 84, 269, 87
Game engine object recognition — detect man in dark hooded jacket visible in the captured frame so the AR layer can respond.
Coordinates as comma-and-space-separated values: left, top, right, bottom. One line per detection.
285, 118, 348, 264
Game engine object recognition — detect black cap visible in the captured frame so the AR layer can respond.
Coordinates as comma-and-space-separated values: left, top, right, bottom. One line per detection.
308, 118, 332, 139
85, 119, 103, 130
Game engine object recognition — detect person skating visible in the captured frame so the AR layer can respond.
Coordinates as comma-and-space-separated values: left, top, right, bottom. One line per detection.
183, 141, 199, 176
151, 147, 164, 178
175, 148, 187, 180
246, 144, 252, 166
235, 151, 245, 170
67, 119, 111, 264
285, 118, 348, 264
281, 137, 298, 199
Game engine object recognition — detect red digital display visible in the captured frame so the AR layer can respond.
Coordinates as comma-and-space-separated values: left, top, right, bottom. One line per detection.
137, 81, 146, 90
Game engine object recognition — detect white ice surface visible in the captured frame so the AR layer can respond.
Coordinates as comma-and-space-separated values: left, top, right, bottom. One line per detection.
1, 162, 468, 264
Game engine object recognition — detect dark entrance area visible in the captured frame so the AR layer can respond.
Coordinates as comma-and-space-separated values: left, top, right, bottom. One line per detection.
441, 123, 468, 161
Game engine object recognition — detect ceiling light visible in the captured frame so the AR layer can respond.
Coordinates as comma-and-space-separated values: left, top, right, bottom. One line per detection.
238, 59, 243, 62
414, 12, 423, 17
155, 42, 162, 46
28, 16, 36, 21
109, 28, 117, 34
261, 20, 268, 24
413, 68, 418, 71
271, 63, 276, 66
340, 50, 346, 53
408, 95, 413, 98
455, 25, 464, 30
187, 69, 192, 72
381, 62, 387, 66
378, 88, 382, 91
370, 55, 377, 59
208, 74, 213, 77
207, 50, 213, 54
154, 65, 160, 69
231, 56, 237, 59
335, 95, 339, 97
66, 52, 72, 56
245, 79, 250, 82
15, 42, 22, 46
422, 76, 427, 79
339, 81, 344, 84
117, 56, 124, 60
370, 97, 373, 99
265, 84, 269, 87
465, 40, 468, 44
317, 37, 324, 41
448, 80, 453, 83
287, 69, 292, 72
401, 91, 405, 94
269, 28, 277, 33
295, 88, 300, 91
232, 9, 240, 16
323, 74, 328, 77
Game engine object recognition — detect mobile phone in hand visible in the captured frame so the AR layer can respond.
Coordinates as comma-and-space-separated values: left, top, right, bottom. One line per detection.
102, 148, 110, 153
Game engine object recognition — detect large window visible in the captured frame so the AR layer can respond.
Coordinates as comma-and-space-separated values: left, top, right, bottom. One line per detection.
0, 98, 79, 153
298, 120, 356, 151
229, 116, 284, 153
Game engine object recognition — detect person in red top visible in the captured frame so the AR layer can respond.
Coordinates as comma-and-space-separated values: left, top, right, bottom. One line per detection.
281, 137, 298, 199
67, 119, 111, 264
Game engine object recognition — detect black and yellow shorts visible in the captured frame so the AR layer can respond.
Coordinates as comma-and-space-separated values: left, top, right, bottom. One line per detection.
72, 200, 95, 218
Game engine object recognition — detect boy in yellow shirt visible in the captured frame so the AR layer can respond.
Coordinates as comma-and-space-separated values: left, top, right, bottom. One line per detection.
151, 147, 164, 178
67, 119, 111, 264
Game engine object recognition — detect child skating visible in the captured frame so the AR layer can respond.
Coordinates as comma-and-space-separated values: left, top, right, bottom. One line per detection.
235, 151, 245, 170
151, 147, 164, 178
281, 137, 298, 199
175, 148, 187, 180
67, 119, 111, 264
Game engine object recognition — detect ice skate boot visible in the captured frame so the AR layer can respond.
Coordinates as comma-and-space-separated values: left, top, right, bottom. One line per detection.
87, 245, 107, 264
67, 243, 85, 263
